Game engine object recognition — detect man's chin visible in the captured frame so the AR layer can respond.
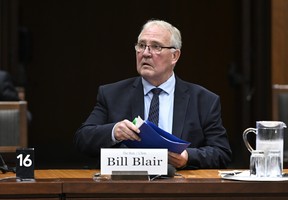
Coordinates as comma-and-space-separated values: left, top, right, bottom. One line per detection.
139, 68, 154, 76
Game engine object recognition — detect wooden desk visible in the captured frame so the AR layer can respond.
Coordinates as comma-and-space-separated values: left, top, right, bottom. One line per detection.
0, 176, 62, 199
1, 169, 288, 200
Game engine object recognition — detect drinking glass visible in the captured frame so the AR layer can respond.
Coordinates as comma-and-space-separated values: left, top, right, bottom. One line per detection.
266, 150, 282, 177
250, 150, 265, 177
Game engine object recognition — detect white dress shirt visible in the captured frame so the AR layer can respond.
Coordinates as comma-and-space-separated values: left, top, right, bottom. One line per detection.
142, 73, 175, 133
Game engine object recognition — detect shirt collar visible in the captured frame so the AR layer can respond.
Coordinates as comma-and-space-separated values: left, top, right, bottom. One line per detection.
142, 73, 175, 95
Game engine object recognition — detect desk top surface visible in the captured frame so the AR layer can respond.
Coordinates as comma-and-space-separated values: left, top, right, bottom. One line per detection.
0, 169, 287, 179
34, 169, 220, 179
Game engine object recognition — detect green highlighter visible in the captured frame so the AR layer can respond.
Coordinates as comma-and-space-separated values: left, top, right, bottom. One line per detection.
132, 117, 137, 125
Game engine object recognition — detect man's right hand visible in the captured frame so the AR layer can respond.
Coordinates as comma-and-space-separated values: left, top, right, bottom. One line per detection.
114, 119, 141, 141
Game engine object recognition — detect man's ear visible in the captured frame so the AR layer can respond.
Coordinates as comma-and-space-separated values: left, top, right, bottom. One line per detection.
172, 49, 181, 63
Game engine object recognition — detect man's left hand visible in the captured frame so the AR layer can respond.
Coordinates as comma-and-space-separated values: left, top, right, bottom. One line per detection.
168, 150, 188, 169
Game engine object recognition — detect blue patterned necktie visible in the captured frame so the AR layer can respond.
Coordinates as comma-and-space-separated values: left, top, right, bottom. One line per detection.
148, 88, 162, 126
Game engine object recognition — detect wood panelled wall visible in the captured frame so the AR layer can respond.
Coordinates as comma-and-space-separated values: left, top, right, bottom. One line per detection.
271, 0, 288, 121
271, 0, 288, 85
0, 0, 19, 73
17, 0, 240, 169
271, 1, 288, 166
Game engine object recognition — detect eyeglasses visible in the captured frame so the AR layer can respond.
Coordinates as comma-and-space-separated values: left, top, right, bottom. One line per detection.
135, 43, 175, 54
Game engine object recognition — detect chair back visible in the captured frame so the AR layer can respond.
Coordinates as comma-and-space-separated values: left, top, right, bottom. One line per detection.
0, 101, 27, 152
272, 85, 288, 164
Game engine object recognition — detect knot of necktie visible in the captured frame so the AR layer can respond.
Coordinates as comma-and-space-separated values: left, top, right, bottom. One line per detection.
151, 88, 162, 96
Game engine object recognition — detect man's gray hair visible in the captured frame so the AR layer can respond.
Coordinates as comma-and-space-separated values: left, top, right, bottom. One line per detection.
138, 19, 182, 50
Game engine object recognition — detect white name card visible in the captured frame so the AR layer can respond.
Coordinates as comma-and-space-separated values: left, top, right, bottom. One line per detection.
100, 148, 168, 175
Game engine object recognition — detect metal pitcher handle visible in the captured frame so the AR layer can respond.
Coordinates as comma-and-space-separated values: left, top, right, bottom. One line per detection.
242, 128, 256, 153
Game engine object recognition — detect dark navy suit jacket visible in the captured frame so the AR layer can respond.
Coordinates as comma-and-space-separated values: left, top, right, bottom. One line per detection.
74, 76, 232, 169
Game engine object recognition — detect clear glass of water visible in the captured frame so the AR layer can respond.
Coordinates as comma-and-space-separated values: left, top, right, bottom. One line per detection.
266, 149, 282, 177
250, 150, 265, 177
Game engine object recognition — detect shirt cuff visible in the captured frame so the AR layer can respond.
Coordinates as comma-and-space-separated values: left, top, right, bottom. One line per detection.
111, 124, 122, 143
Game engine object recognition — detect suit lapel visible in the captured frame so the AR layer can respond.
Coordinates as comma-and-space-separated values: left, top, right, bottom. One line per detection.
172, 77, 190, 138
131, 77, 145, 120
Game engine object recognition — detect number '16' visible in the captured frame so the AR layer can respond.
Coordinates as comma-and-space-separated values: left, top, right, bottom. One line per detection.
17, 154, 32, 167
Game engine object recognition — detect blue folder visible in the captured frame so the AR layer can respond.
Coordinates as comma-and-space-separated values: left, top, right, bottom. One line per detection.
123, 119, 190, 154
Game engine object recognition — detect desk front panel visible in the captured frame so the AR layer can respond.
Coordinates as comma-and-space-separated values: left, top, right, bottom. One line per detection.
1, 169, 288, 200
0, 178, 62, 199
60, 170, 288, 200
63, 178, 288, 200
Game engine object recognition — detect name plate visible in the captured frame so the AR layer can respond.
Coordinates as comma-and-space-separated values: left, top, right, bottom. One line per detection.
100, 148, 167, 175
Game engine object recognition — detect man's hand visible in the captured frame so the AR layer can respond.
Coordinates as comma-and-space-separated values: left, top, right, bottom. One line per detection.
168, 150, 188, 168
114, 119, 141, 141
